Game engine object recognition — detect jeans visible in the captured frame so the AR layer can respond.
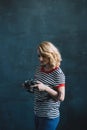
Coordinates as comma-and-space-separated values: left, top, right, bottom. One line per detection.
35, 115, 60, 130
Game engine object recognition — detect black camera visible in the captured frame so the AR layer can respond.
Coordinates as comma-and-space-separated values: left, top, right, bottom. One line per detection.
24, 79, 37, 93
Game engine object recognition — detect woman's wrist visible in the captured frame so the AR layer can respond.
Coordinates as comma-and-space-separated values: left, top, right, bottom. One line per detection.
45, 85, 58, 97
45, 85, 49, 92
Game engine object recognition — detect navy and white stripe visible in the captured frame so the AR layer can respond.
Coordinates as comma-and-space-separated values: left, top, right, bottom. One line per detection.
34, 66, 65, 118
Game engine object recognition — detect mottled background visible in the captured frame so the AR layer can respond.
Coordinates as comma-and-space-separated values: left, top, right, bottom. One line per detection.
0, 0, 87, 130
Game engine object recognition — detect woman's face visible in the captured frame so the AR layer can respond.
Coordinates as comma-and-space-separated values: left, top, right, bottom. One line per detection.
37, 50, 49, 66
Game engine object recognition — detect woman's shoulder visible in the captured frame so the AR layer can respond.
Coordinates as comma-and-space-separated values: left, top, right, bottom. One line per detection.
54, 67, 65, 76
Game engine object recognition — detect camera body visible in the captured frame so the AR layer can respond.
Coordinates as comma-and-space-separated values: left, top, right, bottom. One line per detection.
24, 79, 37, 93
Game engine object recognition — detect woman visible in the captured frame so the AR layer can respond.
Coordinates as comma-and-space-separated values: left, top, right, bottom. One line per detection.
32, 41, 65, 130
24, 41, 65, 130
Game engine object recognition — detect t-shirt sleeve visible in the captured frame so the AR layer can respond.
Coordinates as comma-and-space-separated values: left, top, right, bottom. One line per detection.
54, 71, 65, 88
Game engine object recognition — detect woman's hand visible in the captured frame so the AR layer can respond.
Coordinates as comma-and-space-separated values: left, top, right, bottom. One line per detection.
33, 81, 46, 91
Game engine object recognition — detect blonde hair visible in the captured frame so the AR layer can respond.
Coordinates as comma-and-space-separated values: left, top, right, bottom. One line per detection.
38, 41, 62, 68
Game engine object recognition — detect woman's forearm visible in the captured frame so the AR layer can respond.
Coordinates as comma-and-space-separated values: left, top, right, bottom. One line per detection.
45, 85, 65, 101
45, 86, 59, 101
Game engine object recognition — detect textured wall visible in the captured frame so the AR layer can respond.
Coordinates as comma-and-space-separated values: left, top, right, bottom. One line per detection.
0, 0, 87, 130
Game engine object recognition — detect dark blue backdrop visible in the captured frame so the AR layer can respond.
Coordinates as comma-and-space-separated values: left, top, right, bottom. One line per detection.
0, 0, 87, 130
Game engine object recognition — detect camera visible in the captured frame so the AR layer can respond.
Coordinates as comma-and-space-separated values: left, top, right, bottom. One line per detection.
24, 79, 37, 93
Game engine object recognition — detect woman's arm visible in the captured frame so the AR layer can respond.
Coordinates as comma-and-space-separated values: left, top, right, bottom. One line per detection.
33, 81, 65, 101
45, 85, 65, 101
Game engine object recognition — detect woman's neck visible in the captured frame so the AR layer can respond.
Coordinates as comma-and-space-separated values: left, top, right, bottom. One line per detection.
43, 64, 54, 71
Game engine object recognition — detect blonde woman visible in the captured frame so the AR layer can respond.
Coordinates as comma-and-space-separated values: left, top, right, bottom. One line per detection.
32, 41, 65, 130
24, 41, 65, 130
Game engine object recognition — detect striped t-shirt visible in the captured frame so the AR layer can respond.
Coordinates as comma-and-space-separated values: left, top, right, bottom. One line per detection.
33, 66, 65, 118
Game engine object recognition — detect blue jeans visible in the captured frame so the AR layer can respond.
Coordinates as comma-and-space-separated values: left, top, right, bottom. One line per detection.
35, 115, 60, 130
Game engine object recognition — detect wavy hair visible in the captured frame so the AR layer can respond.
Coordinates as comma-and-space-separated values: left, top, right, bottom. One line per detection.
38, 41, 62, 68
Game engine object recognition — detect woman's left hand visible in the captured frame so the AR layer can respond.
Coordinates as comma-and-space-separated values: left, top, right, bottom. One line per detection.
32, 81, 46, 91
